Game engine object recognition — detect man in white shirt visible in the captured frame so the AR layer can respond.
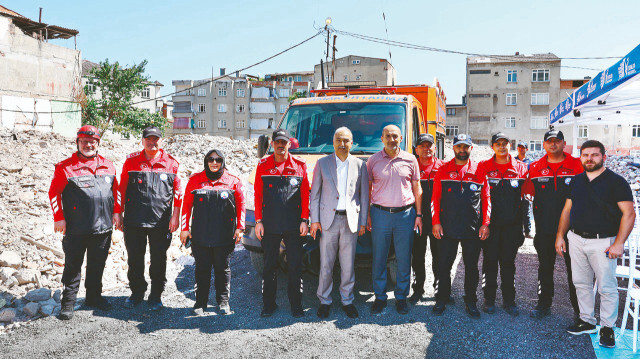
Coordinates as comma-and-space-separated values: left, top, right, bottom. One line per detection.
310, 127, 369, 319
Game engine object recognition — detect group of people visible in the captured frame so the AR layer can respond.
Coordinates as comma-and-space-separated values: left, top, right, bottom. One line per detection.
50, 123, 635, 349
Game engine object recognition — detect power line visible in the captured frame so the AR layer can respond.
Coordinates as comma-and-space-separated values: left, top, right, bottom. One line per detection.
0, 30, 324, 115
334, 28, 621, 71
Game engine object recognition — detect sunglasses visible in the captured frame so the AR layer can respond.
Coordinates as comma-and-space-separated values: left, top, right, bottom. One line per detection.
207, 157, 223, 163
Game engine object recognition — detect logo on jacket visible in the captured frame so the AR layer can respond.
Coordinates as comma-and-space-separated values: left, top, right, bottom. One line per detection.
269, 169, 277, 174
565, 178, 572, 185
105, 176, 112, 184
449, 173, 456, 179
160, 173, 168, 181
290, 178, 298, 186
140, 163, 150, 171
470, 184, 478, 191
541, 169, 550, 175
511, 179, 519, 188
489, 171, 498, 177
220, 191, 229, 199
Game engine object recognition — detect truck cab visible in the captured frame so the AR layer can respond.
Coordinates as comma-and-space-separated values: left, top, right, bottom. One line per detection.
242, 85, 446, 278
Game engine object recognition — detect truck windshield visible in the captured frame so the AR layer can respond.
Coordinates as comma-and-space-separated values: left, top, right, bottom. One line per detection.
278, 102, 406, 154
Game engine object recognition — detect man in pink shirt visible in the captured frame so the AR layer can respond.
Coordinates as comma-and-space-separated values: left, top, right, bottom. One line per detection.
366, 125, 422, 315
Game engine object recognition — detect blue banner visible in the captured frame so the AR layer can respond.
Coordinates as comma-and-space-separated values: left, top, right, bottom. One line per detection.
574, 43, 640, 108
550, 94, 574, 124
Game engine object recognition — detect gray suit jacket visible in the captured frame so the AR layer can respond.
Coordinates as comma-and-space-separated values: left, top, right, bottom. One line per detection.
310, 154, 369, 233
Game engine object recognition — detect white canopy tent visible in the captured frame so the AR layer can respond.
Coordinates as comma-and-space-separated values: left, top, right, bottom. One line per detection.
550, 43, 640, 156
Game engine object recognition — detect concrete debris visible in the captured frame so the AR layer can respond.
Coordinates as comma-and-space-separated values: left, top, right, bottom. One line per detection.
24, 288, 51, 302
22, 302, 40, 316
14, 269, 38, 285
0, 267, 17, 282
0, 308, 16, 323
0, 251, 21, 268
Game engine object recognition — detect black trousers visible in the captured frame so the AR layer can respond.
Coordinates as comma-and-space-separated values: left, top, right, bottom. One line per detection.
123, 226, 172, 299
411, 228, 439, 294
436, 237, 482, 304
534, 233, 579, 313
262, 231, 303, 308
482, 224, 524, 305
521, 199, 532, 234
191, 243, 234, 307
61, 232, 111, 306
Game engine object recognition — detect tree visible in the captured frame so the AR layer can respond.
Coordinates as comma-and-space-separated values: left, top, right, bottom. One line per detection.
81, 59, 168, 137
288, 90, 308, 102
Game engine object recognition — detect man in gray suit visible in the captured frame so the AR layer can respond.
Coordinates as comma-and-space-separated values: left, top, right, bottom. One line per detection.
310, 127, 369, 319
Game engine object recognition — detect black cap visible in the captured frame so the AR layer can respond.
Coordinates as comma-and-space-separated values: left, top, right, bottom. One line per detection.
544, 130, 564, 141
272, 129, 290, 142
416, 133, 435, 146
142, 126, 162, 138
491, 132, 510, 144
453, 133, 473, 146
517, 141, 528, 149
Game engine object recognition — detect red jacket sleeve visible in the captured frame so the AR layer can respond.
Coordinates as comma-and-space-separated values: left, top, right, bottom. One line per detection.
254, 166, 264, 221
180, 177, 196, 232
48, 165, 67, 222
431, 170, 443, 226
173, 165, 183, 208
300, 163, 310, 219
119, 160, 130, 211
112, 174, 121, 214
234, 179, 246, 230
480, 169, 491, 226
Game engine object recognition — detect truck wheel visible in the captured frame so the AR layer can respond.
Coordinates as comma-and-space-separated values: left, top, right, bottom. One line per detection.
387, 258, 398, 287
250, 251, 264, 275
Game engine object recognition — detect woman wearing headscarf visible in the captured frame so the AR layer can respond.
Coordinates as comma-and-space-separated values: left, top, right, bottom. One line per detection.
180, 149, 245, 316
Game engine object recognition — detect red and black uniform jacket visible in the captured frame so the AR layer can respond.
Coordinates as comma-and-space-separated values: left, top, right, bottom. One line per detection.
181, 171, 245, 247
523, 153, 583, 236
478, 156, 528, 227
48, 153, 120, 235
118, 149, 182, 228
418, 158, 444, 227
254, 154, 310, 234
432, 159, 491, 240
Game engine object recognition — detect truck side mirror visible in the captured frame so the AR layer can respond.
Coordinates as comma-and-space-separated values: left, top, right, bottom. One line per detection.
257, 135, 270, 158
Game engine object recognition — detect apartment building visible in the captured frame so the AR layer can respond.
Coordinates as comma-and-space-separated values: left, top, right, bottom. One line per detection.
313, 55, 396, 89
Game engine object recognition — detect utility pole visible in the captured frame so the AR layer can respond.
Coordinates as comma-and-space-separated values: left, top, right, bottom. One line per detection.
324, 17, 332, 85
331, 35, 337, 83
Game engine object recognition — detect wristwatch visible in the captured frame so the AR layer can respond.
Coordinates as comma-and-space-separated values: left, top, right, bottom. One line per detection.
416, 213, 423, 218
256, 219, 263, 224
301, 218, 310, 224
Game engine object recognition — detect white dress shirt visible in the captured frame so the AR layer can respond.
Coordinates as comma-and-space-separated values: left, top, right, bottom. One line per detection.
335, 154, 349, 211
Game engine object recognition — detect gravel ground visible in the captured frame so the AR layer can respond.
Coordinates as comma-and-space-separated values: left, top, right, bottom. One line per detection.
0, 237, 598, 359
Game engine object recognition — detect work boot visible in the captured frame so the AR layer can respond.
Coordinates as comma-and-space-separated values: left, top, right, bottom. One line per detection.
219, 301, 231, 315
261, 304, 278, 317
396, 299, 409, 315
503, 304, 520, 317
317, 304, 330, 318
409, 290, 424, 303
123, 293, 144, 308
432, 302, 446, 315
530, 305, 551, 319
370, 299, 387, 315
465, 302, 481, 319
481, 300, 496, 314
58, 303, 74, 321
85, 296, 112, 311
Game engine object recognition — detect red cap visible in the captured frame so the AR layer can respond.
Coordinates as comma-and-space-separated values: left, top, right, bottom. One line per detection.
77, 125, 101, 141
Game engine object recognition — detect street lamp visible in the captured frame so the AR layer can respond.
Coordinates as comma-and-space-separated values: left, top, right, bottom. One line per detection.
325, 17, 332, 26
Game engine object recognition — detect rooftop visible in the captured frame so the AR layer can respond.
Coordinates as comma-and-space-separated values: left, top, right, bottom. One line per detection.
467, 53, 560, 64
0, 5, 78, 40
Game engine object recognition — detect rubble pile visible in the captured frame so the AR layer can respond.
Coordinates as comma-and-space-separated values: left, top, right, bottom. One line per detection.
0, 129, 258, 331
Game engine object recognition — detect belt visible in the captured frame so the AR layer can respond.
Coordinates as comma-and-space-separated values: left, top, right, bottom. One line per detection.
571, 229, 616, 239
372, 203, 414, 213
335, 210, 347, 215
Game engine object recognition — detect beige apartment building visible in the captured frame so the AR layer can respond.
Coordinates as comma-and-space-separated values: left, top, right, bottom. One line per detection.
313, 55, 397, 89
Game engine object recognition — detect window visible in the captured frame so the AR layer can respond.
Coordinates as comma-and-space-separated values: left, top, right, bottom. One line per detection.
197, 103, 206, 113
217, 119, 227, 128
218, 87, 227, 96
633, 125, 640, 137
268, 119, 274, 129
141, 87, 150, 98
578, 125, 588, 138
447, 108, 456, 116
197, 119, 206, 128
355, 75, 362, 80
85, 82, 96, 93
530, 116, 549, 129
445, 125, 459, 137
469, 93, 491, 98
236, 104, 245, 113
344, 75, 349, 81
470, 69, 491, 74
287, 76, 293, 82
278, 89, 290, 98
279, 104, 288, 113
505, 117, 516, 128
185, 88, 194, 96
352, 59, 360, 65
197, 88, 206, 97
475, 140, 489, 145
532, 69, 550, 82
531, 93, 549, 105
236, 88, 245, 97
506, 93, 517, 105
217, 104, 227, 113
294, 75, 302, 81
236, 120, 246, 129
507, 70, 517, 83
529, 140, 543, 151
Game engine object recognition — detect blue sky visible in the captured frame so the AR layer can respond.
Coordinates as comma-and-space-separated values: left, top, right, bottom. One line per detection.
5, 0, 639, 104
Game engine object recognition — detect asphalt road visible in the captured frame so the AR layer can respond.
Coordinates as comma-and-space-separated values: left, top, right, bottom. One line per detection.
0, 238, 599, 359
